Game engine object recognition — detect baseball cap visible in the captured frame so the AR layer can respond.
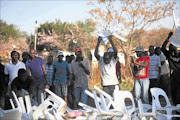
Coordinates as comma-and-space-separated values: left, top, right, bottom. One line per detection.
75, 48, 82, 53
56, 52, 64, 57
135, 46, 144, 52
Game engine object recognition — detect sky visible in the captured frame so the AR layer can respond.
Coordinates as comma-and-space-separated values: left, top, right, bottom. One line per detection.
0, 0, 180, 35
1, 0, 92, 34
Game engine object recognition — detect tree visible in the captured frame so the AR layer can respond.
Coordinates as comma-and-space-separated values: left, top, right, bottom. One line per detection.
36, 19, 95, 56
0, 19, 27, 42
88, 0, 176, 78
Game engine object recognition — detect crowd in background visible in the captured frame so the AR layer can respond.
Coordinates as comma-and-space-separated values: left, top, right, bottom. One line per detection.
0, 32, 179, 113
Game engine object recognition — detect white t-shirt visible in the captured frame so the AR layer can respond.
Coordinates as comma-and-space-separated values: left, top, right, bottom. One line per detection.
159, 52, 168, 75
99, 56, 119, 86
4, 60, 26, 85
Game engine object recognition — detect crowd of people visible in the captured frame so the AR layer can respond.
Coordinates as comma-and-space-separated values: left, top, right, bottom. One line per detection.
130, 32, 180, 108
0, 32, 179, 112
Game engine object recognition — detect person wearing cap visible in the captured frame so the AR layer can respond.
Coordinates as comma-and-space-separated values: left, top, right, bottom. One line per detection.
131, 46, 150, 104
95, 35, 119, 97
22, 51, 30, 63
162, 32, 180, 106
52, 52, 70, 103
26, 48, 48, 105
148, 45, 161, 103
71, 48, 90, 108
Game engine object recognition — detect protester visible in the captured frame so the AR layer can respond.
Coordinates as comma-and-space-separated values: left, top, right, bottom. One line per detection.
162, 32, 180, 105
45, 55, 54, 91
22, 51, 30, 63
71, 48, 90, 108
148, 45, 161, 102
52, 52, 70, 103
4, 51, 26, 85
70, 54, 75, 62
107, 48, 121, 84
155, 47, 169, 96
131, 46, 150, 104
94, 36, 119, 97
26, 49, 48, 105
0, 56, 6, 109
11, 69, 35, 98
67, 54, 76, 109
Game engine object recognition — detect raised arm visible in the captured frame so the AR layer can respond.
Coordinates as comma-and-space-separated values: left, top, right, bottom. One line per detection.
162, 32, 173, 56
108, 35, 117, 59
94, 36, 102, 60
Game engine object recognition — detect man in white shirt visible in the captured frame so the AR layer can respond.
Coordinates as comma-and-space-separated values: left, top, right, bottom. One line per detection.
94, 35, 119, 97
4, 51, 26, 85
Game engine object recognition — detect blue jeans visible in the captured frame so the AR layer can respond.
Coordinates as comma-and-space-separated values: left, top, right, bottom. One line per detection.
135, 78, 149, 104
74, 86, 88, 104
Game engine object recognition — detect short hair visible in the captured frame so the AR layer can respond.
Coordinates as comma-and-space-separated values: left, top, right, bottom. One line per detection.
48, 55, 53, 58
18, 68, 27, 76
11, 51, 19, 59
22, 52, 29, 57
29, 48, 36, 54
103, 52, 111, 58
155, 47, 161, 51
149, 45, 154, 49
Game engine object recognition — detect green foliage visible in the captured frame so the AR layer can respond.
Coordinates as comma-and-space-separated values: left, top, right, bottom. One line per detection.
83, 48, 92, 60
120, 81, 134, 91
77, 19, 95, 33
0, 19, 27, 42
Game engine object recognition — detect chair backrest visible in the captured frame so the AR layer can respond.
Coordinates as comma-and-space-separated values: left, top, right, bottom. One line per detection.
113, 90, 136, 114
45, 89, 67, 114
150, 88, 171, 109
12, 91, 22, 112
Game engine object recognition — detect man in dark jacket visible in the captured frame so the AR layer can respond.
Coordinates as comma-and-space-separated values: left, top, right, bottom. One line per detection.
161, 32, 180, 105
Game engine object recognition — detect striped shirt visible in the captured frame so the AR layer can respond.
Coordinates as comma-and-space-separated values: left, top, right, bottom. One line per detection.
148, 55, 161, 79
45, 63, 53, 86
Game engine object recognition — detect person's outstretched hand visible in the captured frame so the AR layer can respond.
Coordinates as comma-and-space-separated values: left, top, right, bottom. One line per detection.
108, 35, 113, 41
168, 32, 173, 39
98, 36, 102, 43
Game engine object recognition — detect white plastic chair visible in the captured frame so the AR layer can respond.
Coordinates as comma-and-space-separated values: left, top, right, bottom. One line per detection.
113, 89, 139, 120
85, 87, 124, 120
33, 89, 66, 120
92, 90, 124, 120
12, 91, 35, 120
0, 107, 22, 120
137, 99, 157, 120
150, 88, 180, 120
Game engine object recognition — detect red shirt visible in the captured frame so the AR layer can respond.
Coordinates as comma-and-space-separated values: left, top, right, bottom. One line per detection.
135, 56, 150, 80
